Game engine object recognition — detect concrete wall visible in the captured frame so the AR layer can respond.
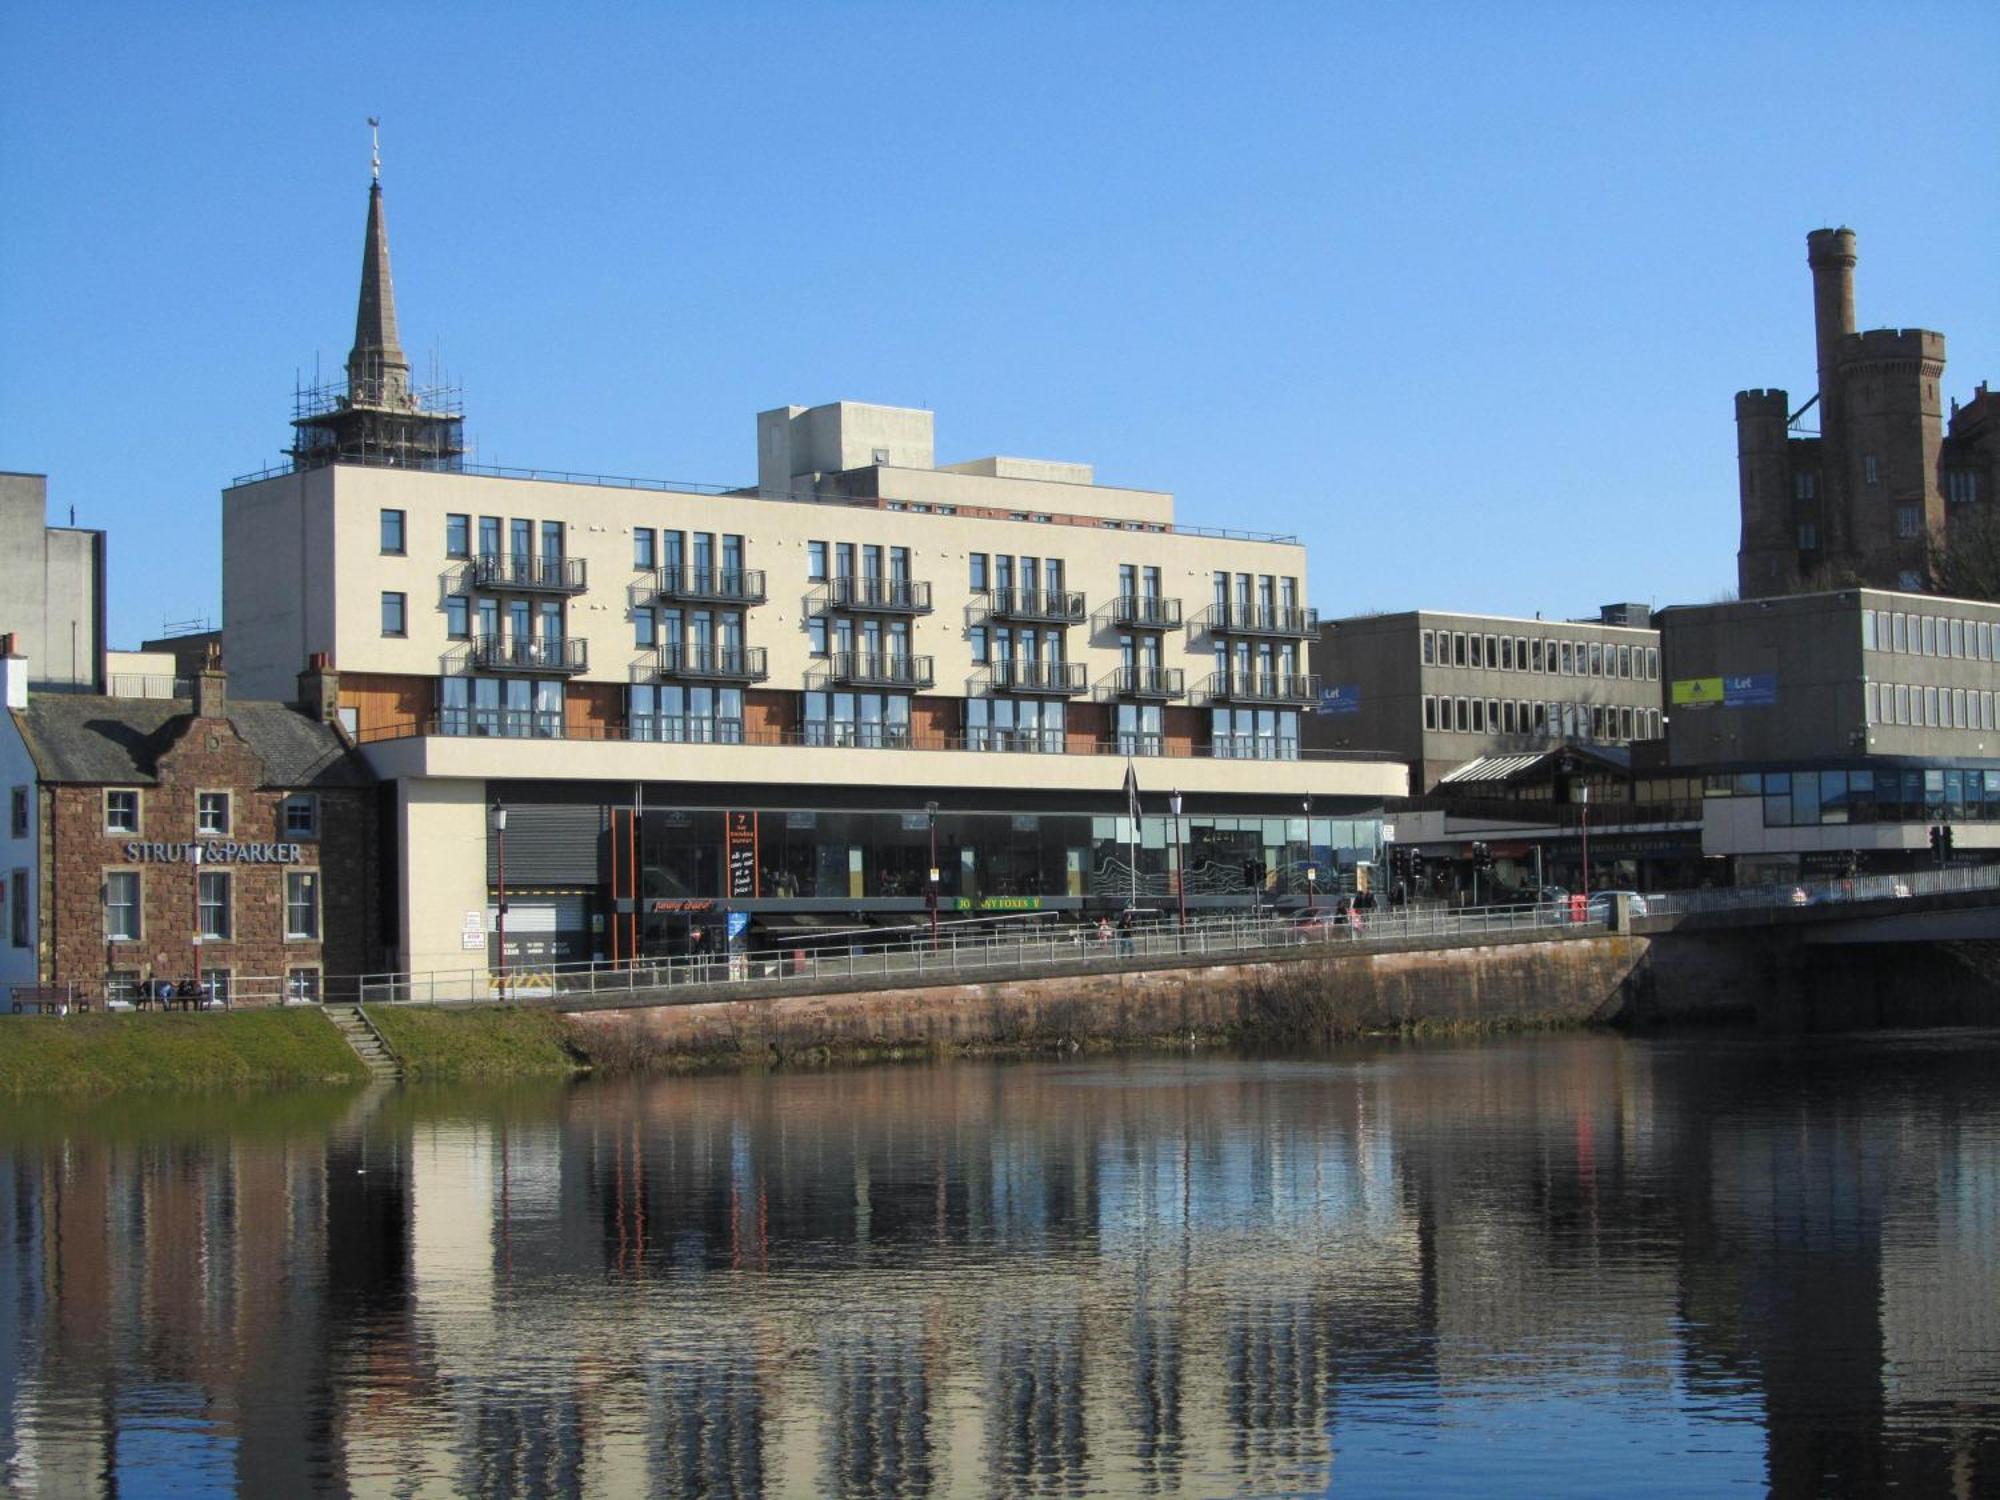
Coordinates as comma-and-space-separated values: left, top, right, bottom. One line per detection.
396, 776, 490, 979
0, 472, 104, 692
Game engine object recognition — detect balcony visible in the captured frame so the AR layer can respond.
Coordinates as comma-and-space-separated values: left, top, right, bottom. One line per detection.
819, 578, 933, 615
470, 634, 589, 675
469, 553, 588, 595
988, 659, 1088, 696
1106, 594, 1182, 630
1098, 666, 1186, 701
653, 566, 767, 606
1201, 669, 1319, 704
656, 644, 768, 683
1199, 602, 1319, 638
820, 651, 936, 689
985, 586, 1087, 624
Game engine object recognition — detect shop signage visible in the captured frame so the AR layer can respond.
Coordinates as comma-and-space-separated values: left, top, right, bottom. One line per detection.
122, 841, 305, 864
648, 898, 715, 913
726, 812, 759, 899
1672, 674, 1777, 710
1317, 684, 1361, 716
949, 896, 1043, 912
1671, 676, 1724, 708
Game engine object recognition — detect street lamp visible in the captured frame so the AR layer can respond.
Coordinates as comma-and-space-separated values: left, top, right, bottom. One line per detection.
925, 801, 940, 949
1577, 784, 1591, 904
1169, 789, 1187, 933
491, 802, 509, 998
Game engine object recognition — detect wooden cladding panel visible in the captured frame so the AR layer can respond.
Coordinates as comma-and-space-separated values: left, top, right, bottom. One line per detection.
339, 673, 433, 737
565, 682, 623, 739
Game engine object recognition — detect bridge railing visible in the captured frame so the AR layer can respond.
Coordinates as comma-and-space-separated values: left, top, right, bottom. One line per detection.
1642, 861, 2000, 919
357, 902, 1605, 1006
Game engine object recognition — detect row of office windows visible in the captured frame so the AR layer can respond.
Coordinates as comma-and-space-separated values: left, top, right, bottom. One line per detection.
972, 553, 1065, 593
1424, 696, 1661, 743
97, 789, 319, 838
639, 607, 746, 652
633, 528, 745, 575
102, 869, 321, 942
1705, 768, 2000, 828
446, 595, 567, 641
435, 513, 568, 563
1211, 571, 1300, 616
1862, 607, 2000, 662
810, 540, 911, 584
1421, 629, 1660, 681
1866, 681, 2000, 732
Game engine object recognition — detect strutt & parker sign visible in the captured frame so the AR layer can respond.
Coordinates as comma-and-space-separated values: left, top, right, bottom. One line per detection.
121, 841, 307, 864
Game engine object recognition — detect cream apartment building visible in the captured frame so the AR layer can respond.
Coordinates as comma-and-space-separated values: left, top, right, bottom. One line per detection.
221, 167, 1403, 980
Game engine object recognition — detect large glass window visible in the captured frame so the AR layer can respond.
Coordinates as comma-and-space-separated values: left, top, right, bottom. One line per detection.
198, 870, 231, 940
381, 592, 407, 637
446, 513, 470, 558
630, 683, 745, 744
634, 528, 656, 570
285, 871, 321, 940
380, 509, 406, 554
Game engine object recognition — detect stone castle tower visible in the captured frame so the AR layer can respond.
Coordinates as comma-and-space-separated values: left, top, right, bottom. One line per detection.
289, 131, 463, 473
1735, 228, 1994, 599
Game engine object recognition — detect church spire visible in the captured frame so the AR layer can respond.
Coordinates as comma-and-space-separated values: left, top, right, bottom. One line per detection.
347, 118, 411, 410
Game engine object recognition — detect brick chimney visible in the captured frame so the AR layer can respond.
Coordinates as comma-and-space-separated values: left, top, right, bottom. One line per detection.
0, 633, 26, 711
193, 639, 227, 721
297, 651, 340, 724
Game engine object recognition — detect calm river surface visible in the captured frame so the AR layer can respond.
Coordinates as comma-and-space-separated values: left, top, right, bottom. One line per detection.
1, 1031, 1997, 1497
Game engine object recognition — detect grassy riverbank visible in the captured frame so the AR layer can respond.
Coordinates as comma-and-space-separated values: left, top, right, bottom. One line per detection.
0, 1010, 368, 1094
364, 1005, 584, 1082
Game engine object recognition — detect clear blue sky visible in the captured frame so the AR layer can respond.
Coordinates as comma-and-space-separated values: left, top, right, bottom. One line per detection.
3, 3, 1995, 649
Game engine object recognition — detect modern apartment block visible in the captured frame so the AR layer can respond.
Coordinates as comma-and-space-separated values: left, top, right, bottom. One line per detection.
1307, 607, 1664, 792
1657, 588, 2000, 880
0, 472, 107, 693
1736, 227, 1999, 598
221, 164, 1404, 979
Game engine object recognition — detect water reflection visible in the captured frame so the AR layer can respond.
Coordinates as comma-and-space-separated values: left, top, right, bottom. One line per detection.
0, 1034, 1997, 1496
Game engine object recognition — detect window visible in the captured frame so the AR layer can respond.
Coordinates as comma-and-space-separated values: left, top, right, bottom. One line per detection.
1500, 637, 1513, 671
105, 870, 140, 941
197, 791, 230, 835
286, 968, 321, 1004
105, 789, 139, 834
806, 540, 828, 582
1645, 647, 1659, 680
1470, 699, 1485, 732
1469, 634, 1483, 669
1617, 645, 1631, 678
1453, 633, 1467, 666
1502, 701, 1516, 733
1794, 471, 1817, 501
634, 528, 656, 570
198, 870, 230, 940
379, 508, 406, 554
1421, 630, 1435, 665
285, 871, 321, 940
9, 867, 26, 947
445, 595, 471, 639
1588, 643, 1603, 676
1896, 502, 1922, 540
283, 794, 318, 837
479, 516, 502, 558
1947, 471, 1980, 505
381, 592, 407, 637
1423, 696, 1438, 730
8, 786, 24, 839
1531, 640, 1544, 672
446, 513, 470, 558
1559, 642, 1573, 675
1863, 454, 1879, 487
970, 553, 989, 591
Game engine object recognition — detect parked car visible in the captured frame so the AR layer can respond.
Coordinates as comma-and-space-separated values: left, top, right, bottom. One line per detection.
1584, 890, 1649, 920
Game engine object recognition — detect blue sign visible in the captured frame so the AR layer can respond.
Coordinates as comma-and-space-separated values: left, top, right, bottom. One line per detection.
1317, 684, 1361, 716
1723, 673, 1777, 707
726, 911, 750, 939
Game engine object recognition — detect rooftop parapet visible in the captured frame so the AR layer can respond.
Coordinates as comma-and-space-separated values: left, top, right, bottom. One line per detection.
1839, 327, 1947, 367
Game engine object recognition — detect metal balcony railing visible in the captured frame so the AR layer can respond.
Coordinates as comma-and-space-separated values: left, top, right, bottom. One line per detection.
1100, 666, 1186, 700
1201, 670, 1319, 704
985, 586, 1087, 624
470, 634, 589, 674
1200, 602, 1318, 638
469, 553, 588, 594
821, 577, 933, 614
653, 566, 767, 605
989, 659, 1088, 695
1106, 594, 1183, 630
823, 651, 936, 689
656, 644, 768, 682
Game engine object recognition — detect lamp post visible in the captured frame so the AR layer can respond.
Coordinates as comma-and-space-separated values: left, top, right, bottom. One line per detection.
1577, 784, 1591, 903
1169, 789, 1187, 934
1306, 865, 1318, 916
925, 801, 940, 949
492, 802, 509, 998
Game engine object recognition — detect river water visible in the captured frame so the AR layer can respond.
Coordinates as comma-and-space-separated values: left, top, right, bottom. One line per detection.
1, 1031, 1997, 1498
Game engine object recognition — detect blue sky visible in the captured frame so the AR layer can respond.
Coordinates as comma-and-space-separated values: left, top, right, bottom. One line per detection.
3, 3, 1995, 649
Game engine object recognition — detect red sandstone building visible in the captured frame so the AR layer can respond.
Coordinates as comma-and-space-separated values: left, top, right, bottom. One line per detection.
1, 637, 381, 1005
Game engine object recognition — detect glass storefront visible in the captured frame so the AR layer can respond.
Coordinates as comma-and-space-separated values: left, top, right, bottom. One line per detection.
1703, 765, 2000, 827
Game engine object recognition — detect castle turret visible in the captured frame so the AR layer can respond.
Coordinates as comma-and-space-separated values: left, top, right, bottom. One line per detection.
1735, 389, 1798, 596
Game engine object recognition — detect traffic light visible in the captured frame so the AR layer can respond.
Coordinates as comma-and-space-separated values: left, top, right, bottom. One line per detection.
1943, 825, 1955, 854
1409, 851, 1425, 881
1471, 841, 1495, 873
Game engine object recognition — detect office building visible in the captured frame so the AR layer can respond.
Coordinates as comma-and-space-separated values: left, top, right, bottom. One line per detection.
1307, 606, 1664, 793
0, 472, 107, 693
1736, 227, 1999, 598
220, 161, 1405, 980
1, 638, 379, 1003
1657, 588, 2000, 882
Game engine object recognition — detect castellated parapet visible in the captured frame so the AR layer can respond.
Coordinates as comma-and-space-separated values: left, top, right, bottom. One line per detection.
1840, 328, 1947, 371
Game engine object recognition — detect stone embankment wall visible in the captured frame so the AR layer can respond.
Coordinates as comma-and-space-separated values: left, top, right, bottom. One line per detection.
563, 933, 1657, 1066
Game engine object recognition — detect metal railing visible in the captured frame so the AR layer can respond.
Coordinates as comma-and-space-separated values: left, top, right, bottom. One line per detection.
1641, 860, 2000, 918
470, 634, 589, 674
818, 651, 936, 689
1100, 666, 1186, 700
359, 903, 1607, 1005
469, 553, 588, 593
985, 587, 1088, 624
1106, 595, 1183, 630
653, 566, 767, 604
1199, 603, 1319, 637
821, 578, 933, 614
104, 673, 194, 700
655, 644, 768, 682
1200, 670, 1320, 705
989, 659, 1088, 695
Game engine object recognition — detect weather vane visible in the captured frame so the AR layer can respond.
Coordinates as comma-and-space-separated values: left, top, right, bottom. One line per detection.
369, 116, 381, 181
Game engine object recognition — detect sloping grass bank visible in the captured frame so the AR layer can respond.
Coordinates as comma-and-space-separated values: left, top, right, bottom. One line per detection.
0, 1009, 368, 1094
364, 1005, 584, 1082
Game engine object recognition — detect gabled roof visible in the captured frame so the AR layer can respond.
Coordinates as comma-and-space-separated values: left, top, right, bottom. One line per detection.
8, 696, 372, 789
1437, 742, 1633, 787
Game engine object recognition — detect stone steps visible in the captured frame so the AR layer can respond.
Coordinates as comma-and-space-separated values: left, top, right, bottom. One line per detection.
323, 1004, 402, 1081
